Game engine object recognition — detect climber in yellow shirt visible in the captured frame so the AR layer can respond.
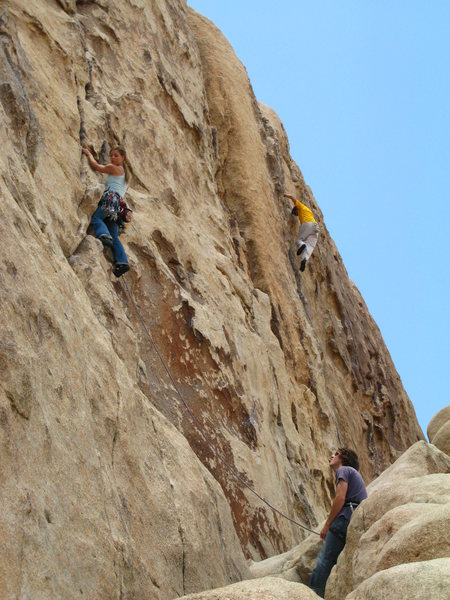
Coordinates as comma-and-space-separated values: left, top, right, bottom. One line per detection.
284, 193, 319, 272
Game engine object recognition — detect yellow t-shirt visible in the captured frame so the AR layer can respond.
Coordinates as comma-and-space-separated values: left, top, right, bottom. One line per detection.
295, 200, 316, 223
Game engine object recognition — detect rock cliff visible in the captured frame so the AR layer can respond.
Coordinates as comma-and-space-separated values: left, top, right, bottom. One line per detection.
0, 1, 423, 598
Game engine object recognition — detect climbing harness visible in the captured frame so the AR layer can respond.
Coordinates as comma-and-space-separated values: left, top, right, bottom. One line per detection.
120, 277, 320, 537
100, 189, 121, 220
344, 500, 360, 514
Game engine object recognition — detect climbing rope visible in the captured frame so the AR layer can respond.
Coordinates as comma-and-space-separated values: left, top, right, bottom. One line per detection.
120, 276, 320, 537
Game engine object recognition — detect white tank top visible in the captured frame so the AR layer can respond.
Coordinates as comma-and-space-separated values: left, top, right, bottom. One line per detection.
105, 170, 127, 198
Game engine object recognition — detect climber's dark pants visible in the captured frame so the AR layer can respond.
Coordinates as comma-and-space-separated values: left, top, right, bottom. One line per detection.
309, 516, 349, 598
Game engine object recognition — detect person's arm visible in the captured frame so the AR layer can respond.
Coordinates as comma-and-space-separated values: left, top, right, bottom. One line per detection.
82, 147, 123, 176
320, 479, 348, 540
284, 193, 298, 206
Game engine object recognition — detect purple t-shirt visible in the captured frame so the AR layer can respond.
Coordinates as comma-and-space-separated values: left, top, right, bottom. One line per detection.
335, 466, 368, 521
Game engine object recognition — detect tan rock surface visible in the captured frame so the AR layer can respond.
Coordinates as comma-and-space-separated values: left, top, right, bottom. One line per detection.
366, 440, 450, 495
427, 404, 450, 455
427, 404, 450, 441
0, 0, 423, 597
249, 532, 323, 585
345, 558, 450, 600
178, 576, 320, 600
0, 226, 249, 599
187, 7, 422, 556
325, 442, 450, 600
350, 502, 450, 584
428, 403, 450, 457
431, 420, 450, 455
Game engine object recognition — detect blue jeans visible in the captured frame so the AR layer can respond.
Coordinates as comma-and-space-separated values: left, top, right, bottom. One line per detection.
309, 516, 349, 598
91, 205, 128, 266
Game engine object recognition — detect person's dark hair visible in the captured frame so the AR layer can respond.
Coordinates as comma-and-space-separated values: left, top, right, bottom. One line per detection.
338, 447, 359, 470
112, 145, 130, 183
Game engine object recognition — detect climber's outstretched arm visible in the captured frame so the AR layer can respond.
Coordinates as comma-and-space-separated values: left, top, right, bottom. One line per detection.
284, 193, 297, 205
82, 147, 123, 176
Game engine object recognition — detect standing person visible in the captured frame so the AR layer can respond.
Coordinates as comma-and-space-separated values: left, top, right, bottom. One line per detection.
309, 448, 368, 598
82, 145, 130, 277
284, 193, 319, 272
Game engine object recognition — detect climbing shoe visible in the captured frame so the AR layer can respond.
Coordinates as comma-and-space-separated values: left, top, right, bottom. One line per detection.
99, 235, 113, 248
297, 243, 306, 256
300, 259, 307, 272
113, 263, 130, 278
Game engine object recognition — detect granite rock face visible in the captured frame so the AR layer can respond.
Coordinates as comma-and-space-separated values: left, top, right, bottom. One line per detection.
1, 1, 423, 598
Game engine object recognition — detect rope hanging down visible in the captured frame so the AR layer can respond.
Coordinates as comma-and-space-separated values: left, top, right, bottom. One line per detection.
121, 277, 320, 537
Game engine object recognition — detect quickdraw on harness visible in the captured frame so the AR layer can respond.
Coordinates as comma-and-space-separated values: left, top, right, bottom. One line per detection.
100, 190, 133, 235
100, 188, 121, 220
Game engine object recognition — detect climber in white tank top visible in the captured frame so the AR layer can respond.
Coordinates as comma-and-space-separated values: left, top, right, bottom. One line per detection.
82, 145, 131, 277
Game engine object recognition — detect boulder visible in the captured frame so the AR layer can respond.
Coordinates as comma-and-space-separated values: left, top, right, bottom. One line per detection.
366, 440, 450, 495
346, 558, 450, 600
178, 576, 320, 599
427, 405, 450, 442
249, 532, 323, 584
430, 420, 450, 455
350, 502, 450, 586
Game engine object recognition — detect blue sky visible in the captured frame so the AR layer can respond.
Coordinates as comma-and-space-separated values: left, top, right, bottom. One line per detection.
188, 1, 450, 436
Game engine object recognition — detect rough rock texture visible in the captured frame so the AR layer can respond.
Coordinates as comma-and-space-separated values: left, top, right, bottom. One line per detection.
428, 404, 450, 455
431, 421, 450, 455
1, 0, 423, 598
427, 404, 450, 441
345, 558, 450, 600
248, 532, 322, 585
325, 441, 450, 600
186, 7, 422, 554
178, 576, 320, 600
